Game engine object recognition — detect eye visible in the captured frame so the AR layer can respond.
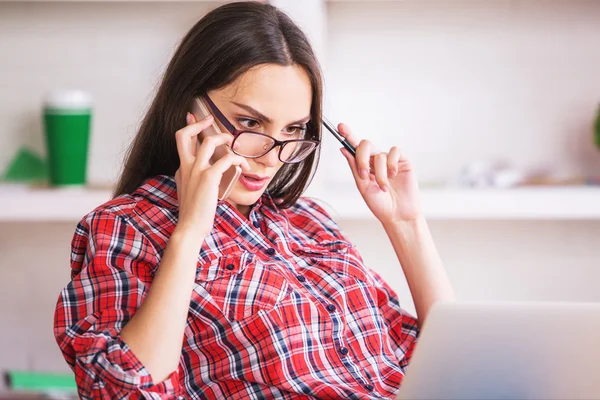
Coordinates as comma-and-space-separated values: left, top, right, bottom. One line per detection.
238, 118, 260, 130
285, 125, 308, 135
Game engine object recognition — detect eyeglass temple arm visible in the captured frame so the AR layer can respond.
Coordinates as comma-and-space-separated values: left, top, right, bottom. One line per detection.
203, 95, 237, 134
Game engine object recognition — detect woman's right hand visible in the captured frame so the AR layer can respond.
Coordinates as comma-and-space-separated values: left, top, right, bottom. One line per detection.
174, 112, 250, 239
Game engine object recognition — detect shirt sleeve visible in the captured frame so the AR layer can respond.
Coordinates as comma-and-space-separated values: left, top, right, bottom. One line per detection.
53, 210, 183, 399
368, 269, 419, 373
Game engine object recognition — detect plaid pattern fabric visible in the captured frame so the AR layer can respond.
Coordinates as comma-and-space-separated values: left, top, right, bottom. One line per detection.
54, 175, 418, 399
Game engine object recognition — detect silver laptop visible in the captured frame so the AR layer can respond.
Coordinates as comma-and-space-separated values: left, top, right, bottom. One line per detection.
397, 301, 600, 400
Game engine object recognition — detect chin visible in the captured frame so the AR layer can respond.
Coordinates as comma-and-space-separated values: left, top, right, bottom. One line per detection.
225, 180, 267, 206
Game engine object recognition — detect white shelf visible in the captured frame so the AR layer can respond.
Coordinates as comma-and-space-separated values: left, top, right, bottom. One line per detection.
316, 187, 600, 221
1, 185, 599, 222
0, 186, 112, 223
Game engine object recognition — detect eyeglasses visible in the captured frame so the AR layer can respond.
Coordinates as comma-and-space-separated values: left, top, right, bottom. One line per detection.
203, 95, 320, 164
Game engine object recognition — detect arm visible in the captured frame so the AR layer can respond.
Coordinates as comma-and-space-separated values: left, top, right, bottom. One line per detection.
382, 216, 455, 326
54, 211, 198, 398
336, 121, 456, 326
120, 227, 200, 382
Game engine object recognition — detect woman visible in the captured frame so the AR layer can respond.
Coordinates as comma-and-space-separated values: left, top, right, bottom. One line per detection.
53, 2, 454, 399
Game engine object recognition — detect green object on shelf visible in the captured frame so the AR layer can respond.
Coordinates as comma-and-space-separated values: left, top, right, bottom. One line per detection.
44, 111, 91, 186
5, 370, 77, 393
2, 147, 48, 183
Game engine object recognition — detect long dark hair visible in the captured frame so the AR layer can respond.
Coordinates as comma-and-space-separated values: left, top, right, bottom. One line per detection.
113, 1, 323, 209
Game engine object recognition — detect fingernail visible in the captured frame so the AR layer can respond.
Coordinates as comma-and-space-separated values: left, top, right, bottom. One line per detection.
382, 185, 388, 192
186, 113, 192, 124
360, 168, 368, 179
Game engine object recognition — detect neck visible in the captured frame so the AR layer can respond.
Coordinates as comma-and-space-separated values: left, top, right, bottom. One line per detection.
237, 205, 250, 219
226, 199, 250, 219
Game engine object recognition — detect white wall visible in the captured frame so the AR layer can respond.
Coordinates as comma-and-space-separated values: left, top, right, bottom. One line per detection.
1, 0, 599, 389
319, 0, 600, 190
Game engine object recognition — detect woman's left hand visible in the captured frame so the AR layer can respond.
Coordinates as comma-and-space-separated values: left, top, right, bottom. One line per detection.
338, 122, 422, 224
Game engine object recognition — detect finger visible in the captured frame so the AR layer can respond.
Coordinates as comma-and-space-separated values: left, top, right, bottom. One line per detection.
176, 114, 215, 169
336, 122, 376, 170
187, 112, 197, 125
187, 113, 199, 155
374, 152, 390, 191
194, 133, 234, 170
387, 146, 401, 176
355, 139, 373, 180
187, 113, 201, 155
336, 122, 360, 149
207, 153, 248, 176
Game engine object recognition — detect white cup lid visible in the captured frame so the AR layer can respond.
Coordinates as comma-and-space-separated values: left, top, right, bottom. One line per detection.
44, 90, 93, 109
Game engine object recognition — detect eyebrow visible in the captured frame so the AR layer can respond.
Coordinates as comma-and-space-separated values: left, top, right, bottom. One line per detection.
232, 101, 310, 126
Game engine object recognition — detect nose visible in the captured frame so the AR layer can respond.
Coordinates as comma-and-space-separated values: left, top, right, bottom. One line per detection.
255, 146, 280, 168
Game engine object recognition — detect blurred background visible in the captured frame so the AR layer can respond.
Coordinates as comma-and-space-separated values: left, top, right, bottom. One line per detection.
1, 0, 599, 396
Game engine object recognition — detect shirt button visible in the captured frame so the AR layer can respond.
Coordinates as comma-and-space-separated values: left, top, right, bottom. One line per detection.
339, 347, 349, 355
365, 384, 374, 392
253, 221, 261, 228
297, 275, 306, 282
266, 248, 276, 256
326, 304, 336, 312
225, 264, 235, 271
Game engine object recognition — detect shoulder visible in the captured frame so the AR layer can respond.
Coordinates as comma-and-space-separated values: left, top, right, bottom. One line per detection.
87, 174, 177, 219
73, 175, 178, 259
73, 195, 137, 250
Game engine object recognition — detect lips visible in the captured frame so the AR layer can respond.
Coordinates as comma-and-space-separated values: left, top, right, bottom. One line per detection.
239, 174, 269, 191
243, 174, 268, 181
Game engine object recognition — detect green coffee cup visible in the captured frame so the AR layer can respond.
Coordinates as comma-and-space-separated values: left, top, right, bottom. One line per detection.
43, 90, 92, 186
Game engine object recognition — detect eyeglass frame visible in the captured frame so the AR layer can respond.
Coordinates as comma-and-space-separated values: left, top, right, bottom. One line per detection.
202, 95, 321, 164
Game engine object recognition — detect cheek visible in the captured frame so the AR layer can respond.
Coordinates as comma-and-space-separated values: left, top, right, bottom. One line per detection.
271, 161, 286, 178
248, 160, 285, 180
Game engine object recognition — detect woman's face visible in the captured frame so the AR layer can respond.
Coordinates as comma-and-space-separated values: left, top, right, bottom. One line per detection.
207, 63, 312, 216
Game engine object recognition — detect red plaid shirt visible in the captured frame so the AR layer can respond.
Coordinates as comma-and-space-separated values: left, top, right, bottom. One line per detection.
54, 175, 418, 399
